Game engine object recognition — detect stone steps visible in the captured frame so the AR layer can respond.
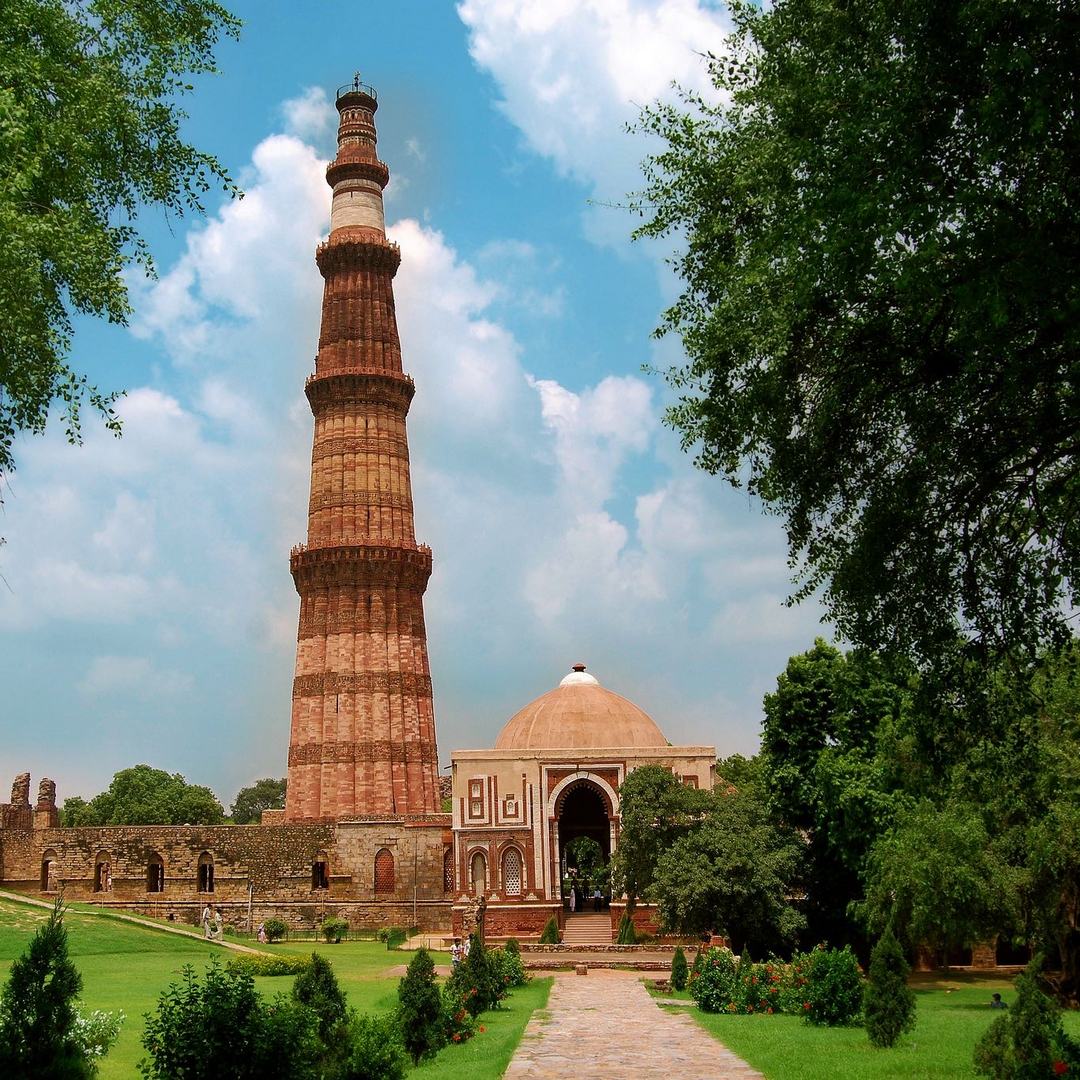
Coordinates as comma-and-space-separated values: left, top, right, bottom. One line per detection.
561, 913, 612, 944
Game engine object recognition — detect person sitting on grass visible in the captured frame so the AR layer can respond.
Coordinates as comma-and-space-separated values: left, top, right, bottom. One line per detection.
990, 992, 1008, 1009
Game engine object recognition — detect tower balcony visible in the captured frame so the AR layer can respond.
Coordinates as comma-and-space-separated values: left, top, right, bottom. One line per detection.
290, 539, 433, 593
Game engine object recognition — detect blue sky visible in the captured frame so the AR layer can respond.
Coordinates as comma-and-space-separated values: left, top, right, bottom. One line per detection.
0, 0, 829, 809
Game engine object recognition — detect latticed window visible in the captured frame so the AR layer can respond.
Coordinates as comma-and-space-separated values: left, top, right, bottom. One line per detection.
443, 848, 454, 893
502, 848, 522, 896
374, 848, 395, 894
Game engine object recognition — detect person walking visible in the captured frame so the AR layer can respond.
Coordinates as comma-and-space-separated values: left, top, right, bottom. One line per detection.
593, 886, 602, 912
201, 902, 213, 939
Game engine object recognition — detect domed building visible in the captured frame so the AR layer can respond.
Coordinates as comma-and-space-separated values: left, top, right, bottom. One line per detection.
449, 665, 716, 940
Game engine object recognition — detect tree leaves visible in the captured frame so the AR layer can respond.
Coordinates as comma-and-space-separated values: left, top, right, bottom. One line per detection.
0, 0, 241, 490
633, 0, 1080, 662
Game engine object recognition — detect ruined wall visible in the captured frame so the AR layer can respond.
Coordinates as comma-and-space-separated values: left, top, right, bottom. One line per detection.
0, 809, 454, 932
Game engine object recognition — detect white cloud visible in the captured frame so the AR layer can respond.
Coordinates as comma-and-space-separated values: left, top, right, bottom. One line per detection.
131, 133, 328, 371
530, 373, 654, 510
281, 86, 336, 141
458, 0, 731, 243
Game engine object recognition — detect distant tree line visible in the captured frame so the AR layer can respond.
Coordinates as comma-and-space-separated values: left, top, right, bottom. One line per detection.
615, 639, 1080, 1005
59, 766, 286, 827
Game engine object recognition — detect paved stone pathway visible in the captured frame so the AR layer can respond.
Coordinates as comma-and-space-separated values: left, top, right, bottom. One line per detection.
504, 969, 765, 1079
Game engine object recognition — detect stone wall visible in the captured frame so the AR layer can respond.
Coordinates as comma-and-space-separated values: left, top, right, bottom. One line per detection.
451, 900, 560, 940
609, 901, 661, 937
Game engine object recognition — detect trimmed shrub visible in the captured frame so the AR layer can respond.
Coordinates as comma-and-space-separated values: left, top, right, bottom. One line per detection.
341, 1013, 407, 1080
263, 919, 288, 943
671, 947, 689, 992
864, 927, 915, 1048
690, 947, 738, 1013
321, 917, 349, 944
0, 899, 94, 1079
446, 934, 506, 1017
139, 958, 320, 1079
615, 913, 638, 944
804, 946, 863, 1027
494, 945, 529, 989
292, 954, 348, 1042
227, 953, 311, 978
539, 917, 560, 944
974, 959, 1080, 1079
377, 926, 408, 950
396, 949, 444, 1065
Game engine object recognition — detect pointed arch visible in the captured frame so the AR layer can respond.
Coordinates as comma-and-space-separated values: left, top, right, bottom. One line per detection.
469, 850, 487, 896
146, 852, 164, 893
197, 851, 214, 893
374, 848, 395, 894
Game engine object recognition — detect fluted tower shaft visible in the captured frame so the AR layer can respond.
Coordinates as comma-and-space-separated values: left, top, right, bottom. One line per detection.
286, 79, 440, 820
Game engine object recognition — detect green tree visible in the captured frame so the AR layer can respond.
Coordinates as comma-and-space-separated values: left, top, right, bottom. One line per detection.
291, 953, 348, 1062
0, 898, 92, 1078
395, 949, 443, 1065
634, 0, 1080, 663
652, 760, 806, 954
862, 800, 1013, 965
564, 836, 606, 890
0, 0, 240, 492
974, 959, 1080, 1079
229, 778, 287, 824
761, 640, 914, 946
610, 764, 708, 914
61, 765, 224, 826
863, 926, 916, 1049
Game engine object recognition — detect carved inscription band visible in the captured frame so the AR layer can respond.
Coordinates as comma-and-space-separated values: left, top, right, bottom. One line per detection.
307, 490, 413, 513
288, 738, 438, 766
292, 671, 434, 698
312, 434, 409, 457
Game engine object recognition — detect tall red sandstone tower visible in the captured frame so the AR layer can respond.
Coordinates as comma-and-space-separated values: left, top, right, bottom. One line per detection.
286, 77, 441, 821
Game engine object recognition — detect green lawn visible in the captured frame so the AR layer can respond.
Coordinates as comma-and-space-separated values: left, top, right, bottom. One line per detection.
0, 898, 549, 1079
413, 978, 552, 1080
683, 972, 1080, 1080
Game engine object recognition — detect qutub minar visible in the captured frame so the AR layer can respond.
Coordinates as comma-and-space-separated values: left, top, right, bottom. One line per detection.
286, 77, 440, 821
14, 77, 1034, 965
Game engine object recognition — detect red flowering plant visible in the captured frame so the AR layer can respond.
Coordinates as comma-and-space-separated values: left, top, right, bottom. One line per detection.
441, 985, 477, 1045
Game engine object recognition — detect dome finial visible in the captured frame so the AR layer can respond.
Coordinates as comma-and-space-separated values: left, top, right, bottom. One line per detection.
560, 664, 599, 687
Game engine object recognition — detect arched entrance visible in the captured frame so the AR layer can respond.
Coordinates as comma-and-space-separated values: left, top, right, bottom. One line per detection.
554, 778, 613, 905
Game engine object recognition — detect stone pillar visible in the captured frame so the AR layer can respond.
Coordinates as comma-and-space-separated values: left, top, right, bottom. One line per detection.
34, 777, 58, 829
286, 77, 441, 821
